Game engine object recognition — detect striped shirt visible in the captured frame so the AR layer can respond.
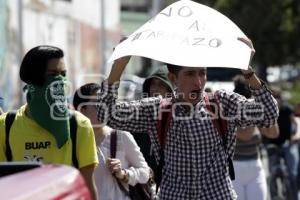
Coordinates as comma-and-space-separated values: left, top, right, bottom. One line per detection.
97, 81, 278, 200
234, 133, 261, 160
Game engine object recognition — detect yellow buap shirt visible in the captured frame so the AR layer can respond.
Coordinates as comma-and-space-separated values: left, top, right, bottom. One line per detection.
0, 105, 98, 169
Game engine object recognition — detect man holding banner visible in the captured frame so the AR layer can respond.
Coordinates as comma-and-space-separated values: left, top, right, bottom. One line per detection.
96, 1, 279, 199
97, 54, 278, 200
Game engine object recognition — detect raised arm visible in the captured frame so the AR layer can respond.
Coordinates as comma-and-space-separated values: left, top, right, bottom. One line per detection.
97, 55, 161, 133
108, 37, 131, 85
236, 123, 279, 141
220, 38, 279, 128
108, 56, 131, 85
218, 81, 278, 129
259, 124, 279, 139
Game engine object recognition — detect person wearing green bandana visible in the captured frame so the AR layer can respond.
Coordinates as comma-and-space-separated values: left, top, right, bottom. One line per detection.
0, 45, 99, 200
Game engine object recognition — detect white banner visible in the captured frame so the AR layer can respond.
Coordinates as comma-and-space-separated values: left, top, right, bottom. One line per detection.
109, 0, 252, 69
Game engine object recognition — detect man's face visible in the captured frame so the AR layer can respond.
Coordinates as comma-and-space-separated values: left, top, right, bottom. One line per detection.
149, 78, 170, 97
46, 58, 66, 77
45, 58, 68, 117
170, 67, 207, 105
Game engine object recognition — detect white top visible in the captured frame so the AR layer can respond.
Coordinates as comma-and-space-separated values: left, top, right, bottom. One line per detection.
95, 129, 150, 200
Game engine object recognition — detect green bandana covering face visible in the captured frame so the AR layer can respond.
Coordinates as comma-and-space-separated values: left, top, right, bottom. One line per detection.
26, 75, 70, 148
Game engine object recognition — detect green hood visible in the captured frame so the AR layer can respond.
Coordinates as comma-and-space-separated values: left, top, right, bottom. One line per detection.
143, 65, 173, 96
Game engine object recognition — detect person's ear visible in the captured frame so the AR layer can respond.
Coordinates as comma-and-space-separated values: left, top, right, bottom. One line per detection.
168, 72, 177, 86
79, 106, 87, 115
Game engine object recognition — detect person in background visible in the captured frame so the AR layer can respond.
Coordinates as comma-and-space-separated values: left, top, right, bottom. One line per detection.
73, 83, 150, 200
142, 66, 173, 98
0, 46, 98, 200
263, 87, 299, 200
292, 102, 300, 189
131, 65, 173, 182
232, 75, 279, 200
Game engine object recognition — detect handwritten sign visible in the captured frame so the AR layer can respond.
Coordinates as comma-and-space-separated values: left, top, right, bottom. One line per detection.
109, 0, 252, 69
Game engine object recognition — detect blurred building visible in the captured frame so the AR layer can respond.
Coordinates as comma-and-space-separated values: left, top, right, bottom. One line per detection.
0, 0, 175, 108
0, 0, 121, 110
267, 65, 300, 83
121, 0, 150, 11
118, 0, 170, 100
0, 0, 16, 111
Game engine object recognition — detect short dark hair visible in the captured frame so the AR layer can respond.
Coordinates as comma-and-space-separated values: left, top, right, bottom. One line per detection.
73, 83, 101, 110
233, 75, 251, 98
20, 45, 64, 86
166, 64, 207, 76
166, 64, 183, 76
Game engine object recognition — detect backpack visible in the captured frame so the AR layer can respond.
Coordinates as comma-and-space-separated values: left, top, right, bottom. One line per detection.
155, 92, 235, 190
4, 112, 79, 168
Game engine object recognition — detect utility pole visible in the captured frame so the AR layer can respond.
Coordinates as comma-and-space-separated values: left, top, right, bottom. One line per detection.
151, 0, 163, 16
151, 0, 163, 68
18, 0, 23, 106
100, 0, 107, 76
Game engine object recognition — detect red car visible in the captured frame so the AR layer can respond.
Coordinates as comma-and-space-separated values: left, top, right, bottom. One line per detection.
0, 163, 91, 200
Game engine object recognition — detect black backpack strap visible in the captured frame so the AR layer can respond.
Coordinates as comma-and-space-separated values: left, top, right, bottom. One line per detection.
110, 130, 131, 196
69, 113, 78, 168
155, 148, 165, 193
5, 112, 16, 161
110, 130, 117, 158
4, 112, 79, 167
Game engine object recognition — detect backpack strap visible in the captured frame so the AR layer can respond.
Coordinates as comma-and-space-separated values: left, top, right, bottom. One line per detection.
110, 130, 117, 158
204, 92, 235, 180
156, 98, 173, 192
4, 112, 79, 168
69, 113, 78, 168
5, 112, 16, 161
157, 98, 173, 147
110, 130, 131, 196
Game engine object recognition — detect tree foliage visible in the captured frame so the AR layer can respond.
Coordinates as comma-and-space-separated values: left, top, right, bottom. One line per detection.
194, 0, 300, 80
163, 0, 300, 80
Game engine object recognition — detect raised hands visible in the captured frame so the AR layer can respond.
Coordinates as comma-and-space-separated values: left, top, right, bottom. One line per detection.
108, 37, 131, 84
238, 37, 256, 74
238, 37, 255, 62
